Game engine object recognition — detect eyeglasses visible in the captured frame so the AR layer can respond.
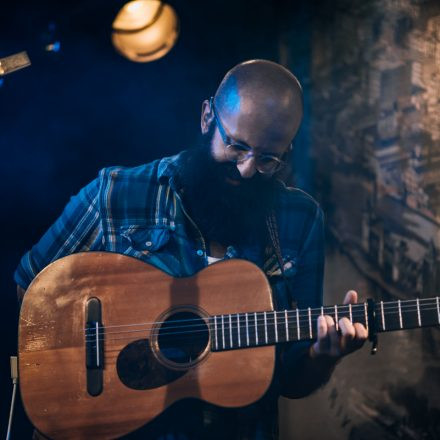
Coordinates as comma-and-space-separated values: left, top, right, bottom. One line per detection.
210, 97, 289, 174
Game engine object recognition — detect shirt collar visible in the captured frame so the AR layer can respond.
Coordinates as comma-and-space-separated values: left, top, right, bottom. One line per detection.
157, 152, 185, 191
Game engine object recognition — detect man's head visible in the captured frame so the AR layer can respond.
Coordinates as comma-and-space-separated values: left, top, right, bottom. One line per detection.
179, 60, 303, 246
201, 59, 303, 182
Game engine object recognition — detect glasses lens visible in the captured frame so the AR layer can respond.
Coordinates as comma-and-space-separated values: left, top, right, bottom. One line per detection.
258, 158, 281, 174
225, 144, 249, 162
225, 145, 284, 174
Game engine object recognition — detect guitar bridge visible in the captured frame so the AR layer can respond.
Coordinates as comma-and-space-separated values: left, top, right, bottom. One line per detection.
85, 297, 104, 396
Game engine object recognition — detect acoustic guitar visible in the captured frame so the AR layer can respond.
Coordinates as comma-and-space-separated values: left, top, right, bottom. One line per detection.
18, 252, 440, 439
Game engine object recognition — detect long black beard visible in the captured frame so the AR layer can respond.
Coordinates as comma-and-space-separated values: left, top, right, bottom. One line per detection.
177, 143, 278, 247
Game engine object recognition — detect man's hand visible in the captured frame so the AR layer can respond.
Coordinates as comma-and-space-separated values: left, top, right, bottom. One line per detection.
310, 290, 368, 360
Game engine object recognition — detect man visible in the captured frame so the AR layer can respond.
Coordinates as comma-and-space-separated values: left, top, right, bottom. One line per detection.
15, 59, 367, 439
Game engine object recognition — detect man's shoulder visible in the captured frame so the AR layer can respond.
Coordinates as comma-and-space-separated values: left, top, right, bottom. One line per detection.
98, 153, 180, 185
94, 154, 181, 225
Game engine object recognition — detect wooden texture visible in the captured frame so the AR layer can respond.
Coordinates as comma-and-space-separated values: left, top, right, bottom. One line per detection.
19, 252, 275, 439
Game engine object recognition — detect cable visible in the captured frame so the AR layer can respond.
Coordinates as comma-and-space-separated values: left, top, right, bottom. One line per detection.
6, 356, 18, 440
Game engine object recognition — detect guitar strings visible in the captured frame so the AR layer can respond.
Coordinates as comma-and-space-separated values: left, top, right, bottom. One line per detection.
79, 303, 440, 344
25, 299, 439, 344
84, 302, 438, 339
98, 304, 440, 346
80, 297, 439, 334
30, 305, 438, 346
83, 299, 439, 336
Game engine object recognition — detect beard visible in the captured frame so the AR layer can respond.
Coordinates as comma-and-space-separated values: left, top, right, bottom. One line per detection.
177, 132, 278, 248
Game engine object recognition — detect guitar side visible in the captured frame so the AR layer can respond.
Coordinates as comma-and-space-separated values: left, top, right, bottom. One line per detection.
18, 252, 275, 439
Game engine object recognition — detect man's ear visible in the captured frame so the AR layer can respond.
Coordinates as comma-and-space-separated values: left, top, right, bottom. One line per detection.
201, 99, 215, 134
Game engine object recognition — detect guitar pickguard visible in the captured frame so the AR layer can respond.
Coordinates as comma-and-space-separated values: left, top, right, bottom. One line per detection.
116, 339, 187, 390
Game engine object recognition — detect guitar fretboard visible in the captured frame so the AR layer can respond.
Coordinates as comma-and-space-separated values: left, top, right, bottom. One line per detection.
210, 297, 440, 351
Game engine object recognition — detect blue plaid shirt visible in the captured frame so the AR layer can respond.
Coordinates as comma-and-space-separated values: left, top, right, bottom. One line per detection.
15, 151, 325, 439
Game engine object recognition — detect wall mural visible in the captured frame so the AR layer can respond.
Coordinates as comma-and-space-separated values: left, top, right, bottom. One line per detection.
280, 1, 440, 439
312, 0, 440, 299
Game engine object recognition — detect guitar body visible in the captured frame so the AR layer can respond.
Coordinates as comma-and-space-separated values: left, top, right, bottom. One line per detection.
19, 252, 275, 439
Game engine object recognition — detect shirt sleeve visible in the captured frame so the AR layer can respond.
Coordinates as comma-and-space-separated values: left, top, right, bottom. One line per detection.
14, 175, 104, 290
277, 205, 327, 398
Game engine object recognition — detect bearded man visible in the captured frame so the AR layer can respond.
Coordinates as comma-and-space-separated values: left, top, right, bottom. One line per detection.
15, 59, 367, 439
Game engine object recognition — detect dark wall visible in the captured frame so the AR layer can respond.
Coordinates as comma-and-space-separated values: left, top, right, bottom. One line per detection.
0, 1, 313, 436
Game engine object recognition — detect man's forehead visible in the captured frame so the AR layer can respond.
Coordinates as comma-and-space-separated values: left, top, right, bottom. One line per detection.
217, 105, 294, 154
213, 60, 303, 149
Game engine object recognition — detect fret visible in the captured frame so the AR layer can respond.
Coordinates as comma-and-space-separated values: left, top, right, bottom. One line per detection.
249, 312, 256, 346
285, 310, 289, 341
264, 311, 268, 344
254, 312, 259, 345
419, 298, 440, 329
221, 315, 225, 349
364, 302, 369, 331
437, 297, 440, 324
321, 306, 324, 317
400, 299, 419, 330
349, 303, 352, 323
338, 304, 350, 323
398, 300, 403, 329
380, 301, 385, 331
308, 307, 312, 338
214, 315, 218, 350
296, 308, 300, 340
229, 314, 238, 348
334, 305, 338, 331
237, 314, 241, 347
266, 311, 276, 344
245, 313, 250, 346
416, 298, 421, 327
379, 300, 409, 332
229, 314, 233, 348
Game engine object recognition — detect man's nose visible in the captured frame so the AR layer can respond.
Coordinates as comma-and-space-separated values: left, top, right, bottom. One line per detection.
236, 157, 257, 178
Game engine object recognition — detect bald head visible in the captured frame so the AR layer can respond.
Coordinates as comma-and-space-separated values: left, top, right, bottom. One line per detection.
200, 60, 304, 180
213, 60, 303, 147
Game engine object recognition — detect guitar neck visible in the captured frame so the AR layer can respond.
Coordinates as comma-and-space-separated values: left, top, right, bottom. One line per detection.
210, 297, 440, 351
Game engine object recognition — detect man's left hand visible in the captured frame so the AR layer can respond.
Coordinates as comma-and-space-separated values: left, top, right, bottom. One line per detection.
310, 290, 368, 360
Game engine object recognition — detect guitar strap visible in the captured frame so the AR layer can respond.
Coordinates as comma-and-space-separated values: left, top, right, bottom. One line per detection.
266, 211, 297, 308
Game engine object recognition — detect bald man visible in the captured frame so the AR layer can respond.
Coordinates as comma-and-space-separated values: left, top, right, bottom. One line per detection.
15, 60, 367, 439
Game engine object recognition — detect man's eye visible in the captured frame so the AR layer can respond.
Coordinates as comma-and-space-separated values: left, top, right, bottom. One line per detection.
259, 155, 277, 164
230, 144, 249, 153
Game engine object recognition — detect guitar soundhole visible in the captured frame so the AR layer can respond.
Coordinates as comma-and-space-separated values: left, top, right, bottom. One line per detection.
156, 311, 209, 368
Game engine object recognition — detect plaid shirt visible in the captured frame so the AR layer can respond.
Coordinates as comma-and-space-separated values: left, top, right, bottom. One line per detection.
14, 151, 325, 439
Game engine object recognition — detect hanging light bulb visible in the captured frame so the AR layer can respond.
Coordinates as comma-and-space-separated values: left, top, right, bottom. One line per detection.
112, 0, 179, 63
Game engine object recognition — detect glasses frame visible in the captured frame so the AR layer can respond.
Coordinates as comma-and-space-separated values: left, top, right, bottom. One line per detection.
209, 97, 290, 175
